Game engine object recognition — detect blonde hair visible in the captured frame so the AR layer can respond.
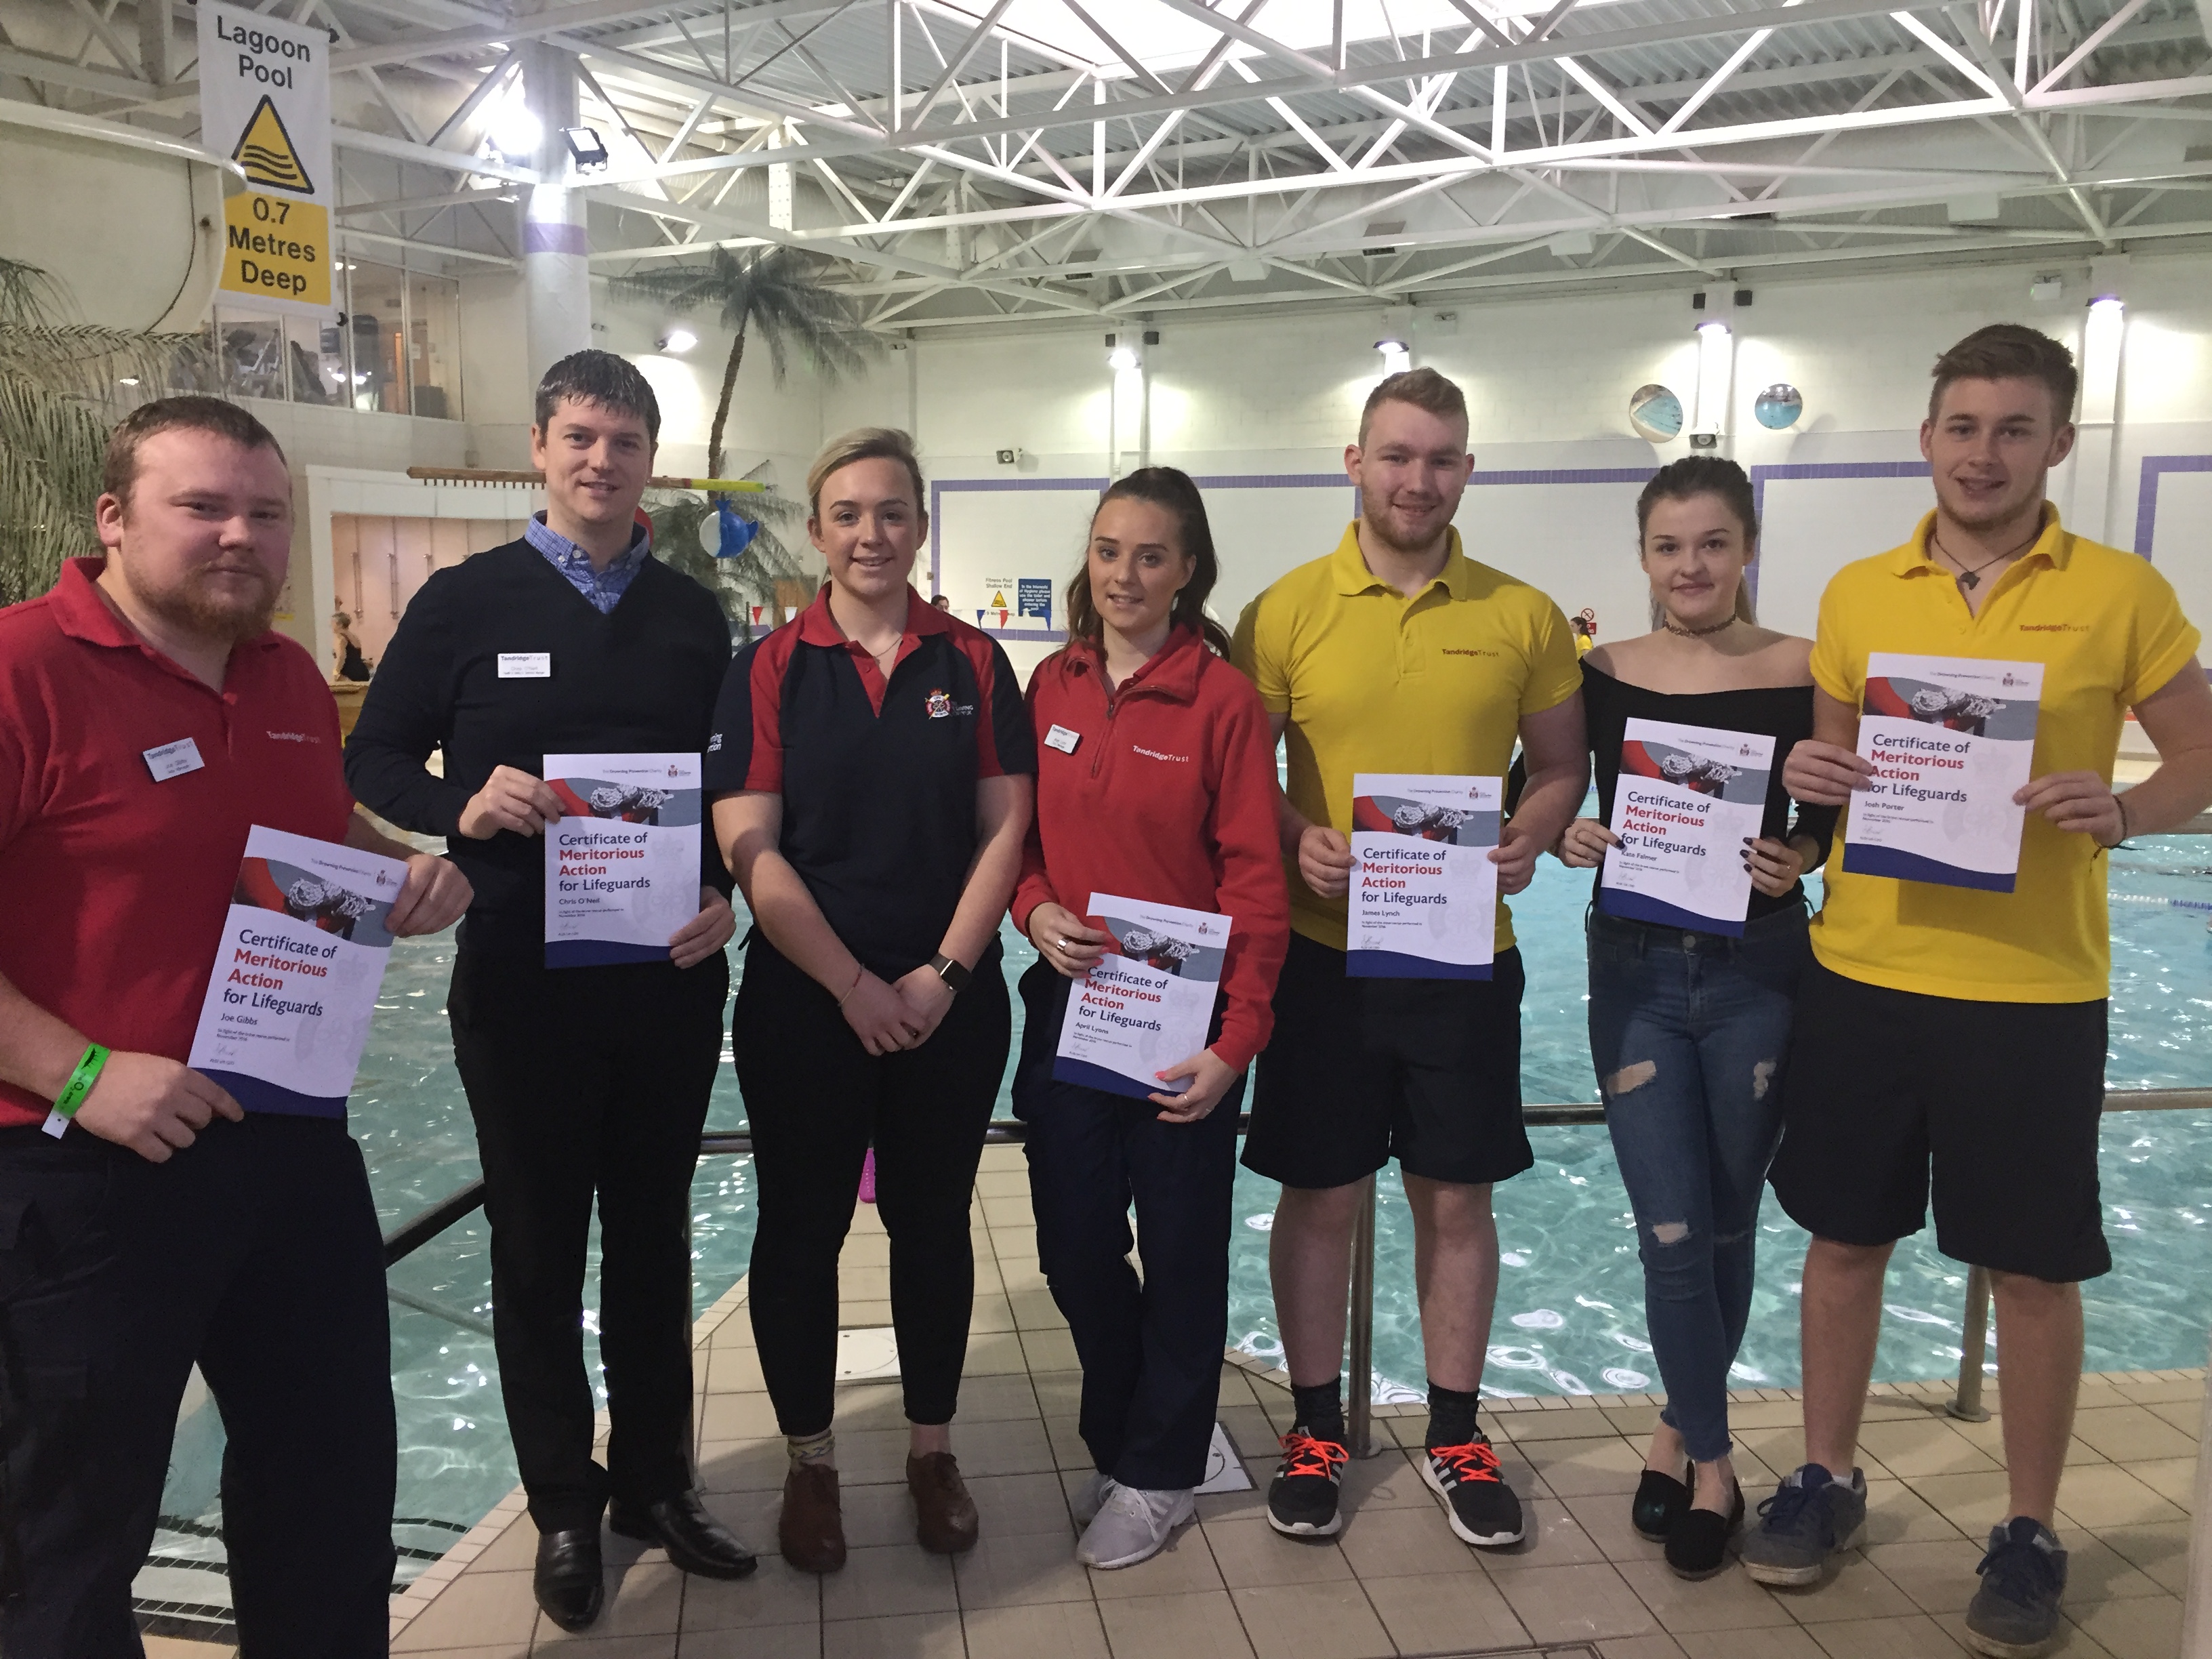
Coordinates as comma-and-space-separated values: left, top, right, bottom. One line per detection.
806, 427, 926, 518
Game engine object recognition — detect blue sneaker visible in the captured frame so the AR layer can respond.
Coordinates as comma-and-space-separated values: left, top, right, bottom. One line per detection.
1966, 1517, 2068, 1658
1738, 1463, 1867, 1586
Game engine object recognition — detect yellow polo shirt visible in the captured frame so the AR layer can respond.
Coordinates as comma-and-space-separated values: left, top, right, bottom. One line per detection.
1232, 523, 1582, 953
1811, 507, 2200, 1004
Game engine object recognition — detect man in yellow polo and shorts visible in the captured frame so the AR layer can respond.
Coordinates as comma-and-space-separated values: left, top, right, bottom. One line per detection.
1232, 367, 1588, 1551
1750, 324, 2212, 1657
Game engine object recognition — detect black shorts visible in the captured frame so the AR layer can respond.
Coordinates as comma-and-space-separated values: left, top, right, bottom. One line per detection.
1243, 931, 1532, 1191
1769, 958, 2110, 1283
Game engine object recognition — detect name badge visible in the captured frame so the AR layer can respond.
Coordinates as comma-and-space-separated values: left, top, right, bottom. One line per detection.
143, 737, 205, 781
499, 653, 552, 679
1045, 724, 1080, 754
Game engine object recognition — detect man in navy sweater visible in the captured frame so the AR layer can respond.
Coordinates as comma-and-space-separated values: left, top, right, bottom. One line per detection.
346, 352, 753, 1630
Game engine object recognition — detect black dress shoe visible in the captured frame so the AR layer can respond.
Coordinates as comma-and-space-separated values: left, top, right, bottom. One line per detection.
533, 1526, 604, 1632
1664, 1480, 1745, 1580
1631, 1467, 1692, 1541
609, 1488, 759, 1579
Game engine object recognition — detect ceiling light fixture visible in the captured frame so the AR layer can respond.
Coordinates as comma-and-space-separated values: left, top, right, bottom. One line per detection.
657, 328, 697, 354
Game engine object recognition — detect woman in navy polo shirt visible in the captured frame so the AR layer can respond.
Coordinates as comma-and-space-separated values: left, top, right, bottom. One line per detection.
1011, 468, 1288, 1570
707, 428, 1035, 1576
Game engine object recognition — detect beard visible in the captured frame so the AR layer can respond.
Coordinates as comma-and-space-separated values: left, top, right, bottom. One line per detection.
126, 557, 280, 645
1359, 483, 1452, 556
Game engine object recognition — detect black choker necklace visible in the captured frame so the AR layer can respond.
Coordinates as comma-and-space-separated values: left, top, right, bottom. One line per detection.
1662, 615, 1737, 638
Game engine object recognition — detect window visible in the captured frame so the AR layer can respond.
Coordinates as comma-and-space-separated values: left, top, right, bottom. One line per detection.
203, 261, 462, 419
405, 273, 464, 421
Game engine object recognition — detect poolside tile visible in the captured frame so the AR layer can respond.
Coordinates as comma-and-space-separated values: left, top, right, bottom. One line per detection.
1861, 1540, 1982, 1616
2110, 1378, 2205, 1408
530, 1637, 683, 1657
995, 1259, 1048, 1296
819, 1543, 958, 1622
1559, 1492, 1667, 1564
951, 1527, 1091, 1606
838, 1231, 892, 1267
1769, 1550, 1917, 1623
1009, 1288, 1069, 1331
975, 1145, 1025, 1174
825, 1479, 918, 1551
951, 1371, 1042, 1425
390, 1568, 541, 1652
972, 1169, 1029, 1199
969, 1470, 1080, 1538
1862, 1477, 1968, 1544
1732, 1425, 1809, 1475
583, 1562, 685, 1639
1596, 1636, 1689, 1659
1507, 1406, 1628, 1441
970, 1292, 1017, 1334
699, 1391, 782, 1441
1902, 1471, 2016, 1535
470, 1517, 539, 1574
1019, 1327, 1081, 1374
1334, 1502, 1486, 1580
948, 1415, 1056, 1477
962, 1331, 1031, 1377
1361, 1565, 1530, 1654
1614, 1557, 1796, 1635
1671, 1626, 1827, 1659
2113, 1458, 2195, 1511
2062, 1535, 2170, 1602
1855, 1419, 2003, 1479
2062, 1591, 2184, 1659
819, 1610, 966, 1659
1093, 1588, 1255, 1658
818, 1427, 913, 1486
1231, 1579, 1395, 1659
1204, 1513, 1353, 1588
679, 1552, 821, 1631
1044, 1414, 1092, 1471
961, 1601, 1111, 1659
1194, 1458, 1277, 1523
1519, 1435, 1650, 1498
2095, 1521, 2191, 1593
675, 1624, 825, 1658
1083, 1520, 1223, 1599
2071, 1407, 2198, 1465
2146, 1402, 2202, 1438
1479, 1496, 1609, 1569
1340, 1446, 1442, 1513
2055, 1465, 2188, 1530
1802, 1612, 1971, 1658
1492, 1561, 1660, 1642
707, 1345, 766, 1395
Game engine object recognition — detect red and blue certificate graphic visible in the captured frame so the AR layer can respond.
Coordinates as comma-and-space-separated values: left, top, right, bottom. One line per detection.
543, 752, 702, 967
1347, 773, 1501, 979
1052, 893, 1231, 1099
1599, 719, 1774, 935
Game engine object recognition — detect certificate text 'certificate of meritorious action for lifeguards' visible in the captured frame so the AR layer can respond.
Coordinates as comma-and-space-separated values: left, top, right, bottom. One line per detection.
1052, 893, 1231, 1099
186, 825, 409, 1118
1347, 774, 1501, 979
543, 752, 701, 967
1598, 718, 1776, 937
1841, 653, 2043, 891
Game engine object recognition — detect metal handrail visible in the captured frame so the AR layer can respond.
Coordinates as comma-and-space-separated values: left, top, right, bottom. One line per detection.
380, 1086, 2212, 1445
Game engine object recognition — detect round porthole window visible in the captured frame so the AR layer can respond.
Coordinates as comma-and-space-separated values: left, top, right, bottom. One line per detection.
1629, 383, 1684, 442
1754, 383, 1805, 430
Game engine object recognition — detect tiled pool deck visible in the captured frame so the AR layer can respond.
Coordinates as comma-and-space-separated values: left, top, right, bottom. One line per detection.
170, 1143, 2205, 1658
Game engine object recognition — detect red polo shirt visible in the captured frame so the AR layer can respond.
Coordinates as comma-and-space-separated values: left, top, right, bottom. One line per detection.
0, 560, 354, 1130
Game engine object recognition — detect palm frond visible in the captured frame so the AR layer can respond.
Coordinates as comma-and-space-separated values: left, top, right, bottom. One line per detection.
610, 245, 882, 390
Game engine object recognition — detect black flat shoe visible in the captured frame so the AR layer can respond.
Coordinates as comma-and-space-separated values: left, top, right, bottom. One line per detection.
609, 1488, 759, 1579
533, 1525, 604, 1631
1631, 1467, 1692, 1541
1664, 1480, 1745, 1580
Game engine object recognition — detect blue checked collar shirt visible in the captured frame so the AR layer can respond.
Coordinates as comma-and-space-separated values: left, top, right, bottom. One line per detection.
525, 512, 651, 615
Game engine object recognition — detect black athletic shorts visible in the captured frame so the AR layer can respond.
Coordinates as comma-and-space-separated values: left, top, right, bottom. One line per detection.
1242, 930, 1533, 1191
1769, 958, 2111, 1284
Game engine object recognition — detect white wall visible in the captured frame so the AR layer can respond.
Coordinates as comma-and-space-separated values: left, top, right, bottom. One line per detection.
820, 251, 2212, 672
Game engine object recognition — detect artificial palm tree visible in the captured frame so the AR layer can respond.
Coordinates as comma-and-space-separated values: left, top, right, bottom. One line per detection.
0, 258, 207, 606
611, 245, 881, 483
647, 466, 808, 642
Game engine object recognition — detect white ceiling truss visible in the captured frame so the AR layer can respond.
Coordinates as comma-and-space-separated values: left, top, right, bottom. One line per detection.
9, 0, 2212, 328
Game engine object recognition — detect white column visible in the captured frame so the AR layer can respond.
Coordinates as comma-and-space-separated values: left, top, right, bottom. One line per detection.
1692, 318, 1736, 455
521, 42, 590, 386
2068, 294, 2127, 545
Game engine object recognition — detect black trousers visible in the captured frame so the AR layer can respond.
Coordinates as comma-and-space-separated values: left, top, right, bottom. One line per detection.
0, 1115, 394, 1659
734, 937, 1008, 1437
1011, 964, 1242, 1491
448, 946, 728, 1533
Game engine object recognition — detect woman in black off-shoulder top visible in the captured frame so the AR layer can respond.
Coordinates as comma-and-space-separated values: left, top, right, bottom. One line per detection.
1549, 457, 1838, 1582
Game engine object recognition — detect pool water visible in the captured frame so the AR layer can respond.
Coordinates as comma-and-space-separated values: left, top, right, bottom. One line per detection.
157, 838, 2212, 1573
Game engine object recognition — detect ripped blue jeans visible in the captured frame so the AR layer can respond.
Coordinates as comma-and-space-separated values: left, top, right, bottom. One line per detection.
1586, 903, 1809, 1463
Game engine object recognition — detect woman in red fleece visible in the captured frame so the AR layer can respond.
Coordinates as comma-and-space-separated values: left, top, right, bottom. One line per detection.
1010, 467, 1289, 1570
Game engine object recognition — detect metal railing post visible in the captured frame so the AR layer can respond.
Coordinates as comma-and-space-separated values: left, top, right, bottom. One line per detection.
1947, 1263, 1994, 1422
1347, 1172, 1379, 1458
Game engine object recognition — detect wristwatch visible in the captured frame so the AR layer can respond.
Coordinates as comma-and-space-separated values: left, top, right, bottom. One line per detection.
929, 953, 971, 994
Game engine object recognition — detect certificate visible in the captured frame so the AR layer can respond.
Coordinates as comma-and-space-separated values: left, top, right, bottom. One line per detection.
1598, 719, 1776, 936
186, 825, 409, 1118
1347, 773, 1500, 979
544, 752, 701, 967
1841, 654, 2043, 891
1053, 893, 1231, 1100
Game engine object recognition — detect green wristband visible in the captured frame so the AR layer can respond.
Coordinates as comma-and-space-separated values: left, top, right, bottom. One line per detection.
52, 1044, 109, 1119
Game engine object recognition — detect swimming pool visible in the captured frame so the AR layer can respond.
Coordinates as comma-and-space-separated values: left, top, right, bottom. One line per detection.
148, 836, 2212, 1594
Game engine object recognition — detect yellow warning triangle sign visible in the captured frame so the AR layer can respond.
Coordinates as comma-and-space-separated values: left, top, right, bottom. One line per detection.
232, 95, 314, 195
989, 590, 1008, 609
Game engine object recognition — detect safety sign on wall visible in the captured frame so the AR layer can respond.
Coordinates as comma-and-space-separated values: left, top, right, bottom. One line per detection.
199, 1, 335, 316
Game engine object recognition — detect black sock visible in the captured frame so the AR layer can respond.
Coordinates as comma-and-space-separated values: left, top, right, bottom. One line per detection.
1425, 1380, 1481, 1450
1291, 1376, 1345, 1443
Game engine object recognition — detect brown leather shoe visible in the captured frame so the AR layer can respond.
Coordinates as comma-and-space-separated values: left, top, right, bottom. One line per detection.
907, 1452, 980, 1555
778, 1462, 846, 1574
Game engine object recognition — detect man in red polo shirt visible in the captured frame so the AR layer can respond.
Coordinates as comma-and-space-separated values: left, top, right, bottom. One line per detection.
0, 397, 468, 1658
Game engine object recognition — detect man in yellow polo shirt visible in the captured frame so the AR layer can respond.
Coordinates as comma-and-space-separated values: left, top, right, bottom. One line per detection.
1232, 367, 1587, 1551
1744, 324, 2212, 1656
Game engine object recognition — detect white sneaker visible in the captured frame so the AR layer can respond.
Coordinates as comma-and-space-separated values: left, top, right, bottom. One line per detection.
1070, 1470, 1119, 1526
1076, 1484, 1196, 1570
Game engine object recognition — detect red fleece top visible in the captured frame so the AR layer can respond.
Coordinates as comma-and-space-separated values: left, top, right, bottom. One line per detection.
1013, 628, 1289, 1072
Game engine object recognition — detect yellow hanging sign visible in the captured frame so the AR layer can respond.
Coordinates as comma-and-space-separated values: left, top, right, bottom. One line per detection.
200, 2, 335, 318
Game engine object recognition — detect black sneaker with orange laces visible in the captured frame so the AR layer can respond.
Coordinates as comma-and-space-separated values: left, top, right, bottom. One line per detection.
1422, 1433, 1525, 1547
1266, 1429, 1349, 1537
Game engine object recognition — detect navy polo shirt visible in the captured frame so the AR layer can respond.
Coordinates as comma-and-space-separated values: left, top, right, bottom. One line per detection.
706, 588, 1035, 979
